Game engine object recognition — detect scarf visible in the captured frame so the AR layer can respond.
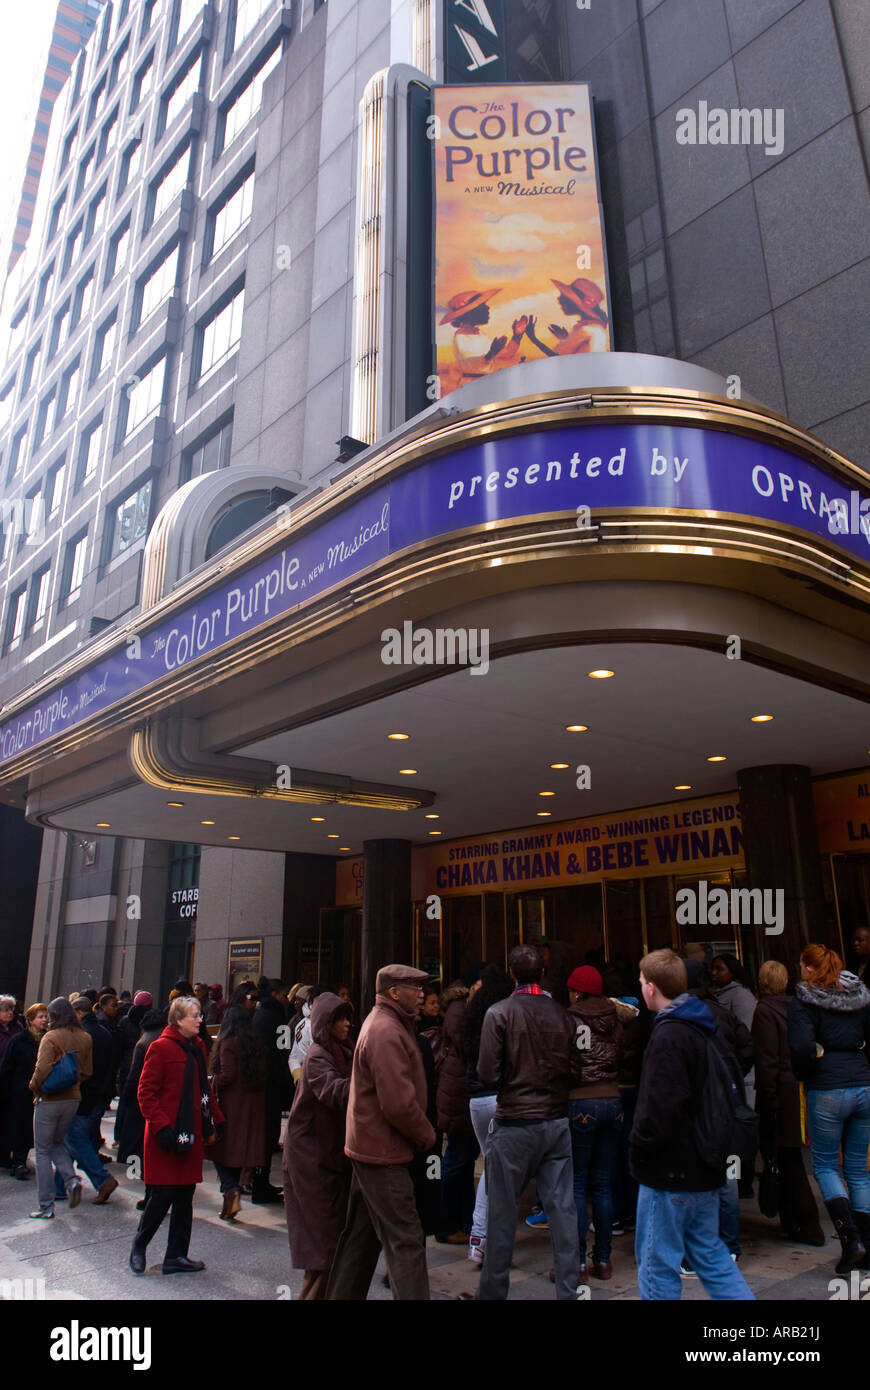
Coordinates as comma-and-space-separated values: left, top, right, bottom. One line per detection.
167, 1033, 213, 1151
329, 1039, 351, 1076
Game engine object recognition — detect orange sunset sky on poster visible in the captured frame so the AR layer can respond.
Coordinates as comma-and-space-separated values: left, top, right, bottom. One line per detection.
434, 83, 611, 398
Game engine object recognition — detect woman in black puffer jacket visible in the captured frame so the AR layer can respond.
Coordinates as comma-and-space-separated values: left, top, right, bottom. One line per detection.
788, 943, 870, 1273
566, 965, 623, 1282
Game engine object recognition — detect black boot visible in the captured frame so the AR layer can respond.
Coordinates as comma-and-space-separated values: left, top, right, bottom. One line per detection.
853, 1211, 870, 1270
826, 1197, 867, 1274
250, 1167, 283, 1204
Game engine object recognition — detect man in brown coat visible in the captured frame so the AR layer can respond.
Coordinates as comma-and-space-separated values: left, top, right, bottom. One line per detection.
325, 964, 436, 1300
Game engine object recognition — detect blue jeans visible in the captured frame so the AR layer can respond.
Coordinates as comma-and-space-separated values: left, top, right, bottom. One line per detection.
469, 1094, 498, 1244
635, 1185, 755, 1300
807, 1086, 870, 1209
439, 1128, 479, 1235
60, 1114, 110, 1193
568, 1095, 622, 1264
718, 1177, 740, 1256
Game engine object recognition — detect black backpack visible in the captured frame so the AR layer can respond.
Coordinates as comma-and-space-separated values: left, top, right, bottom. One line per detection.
660, 1019, 758, 1171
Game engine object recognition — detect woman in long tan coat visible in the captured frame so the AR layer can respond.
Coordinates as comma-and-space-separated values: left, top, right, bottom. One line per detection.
282, 991, 353, 1299
209, 1003, 267, 1220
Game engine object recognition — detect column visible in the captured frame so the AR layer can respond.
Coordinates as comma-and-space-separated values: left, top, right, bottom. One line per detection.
361, 838, 412, 1011
737, 764, 827, 977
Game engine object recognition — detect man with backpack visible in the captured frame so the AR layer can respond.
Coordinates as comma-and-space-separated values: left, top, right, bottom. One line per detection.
630, 949, 755, 1299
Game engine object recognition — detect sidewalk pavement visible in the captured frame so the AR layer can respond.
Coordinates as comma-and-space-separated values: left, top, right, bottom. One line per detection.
0, 1109, 846, 1302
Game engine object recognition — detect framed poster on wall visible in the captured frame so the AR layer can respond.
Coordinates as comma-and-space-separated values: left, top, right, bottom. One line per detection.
227, 938, 263, 996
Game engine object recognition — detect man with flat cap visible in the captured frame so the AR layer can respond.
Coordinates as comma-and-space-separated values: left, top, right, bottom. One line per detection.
326, 964, 436, 1300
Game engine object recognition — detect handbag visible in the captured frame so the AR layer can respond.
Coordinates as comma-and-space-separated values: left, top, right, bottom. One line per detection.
41, 1049, 79, 1096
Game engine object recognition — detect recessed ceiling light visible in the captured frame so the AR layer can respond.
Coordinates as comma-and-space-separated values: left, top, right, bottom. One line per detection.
550, 763, 569, 769
565, 724, 588, 733
428, 830, 442, 836
399, 768, 418, 775
327, 833, 339, 839
228, 835, 240, 841
96, 822, 110, 828
539, 790, 555, 797
311, 816, 326, 822
537, 811, 552, 817
425, 813, 439, 820
751, 714, 773, 722
167, 801, 184, 807
339, 846, 351, 851
201, 819, 215, 825
673, 784, 691, 791
588, 669, 614, 679
707, 755, 727, 763
388, 733, 409, 740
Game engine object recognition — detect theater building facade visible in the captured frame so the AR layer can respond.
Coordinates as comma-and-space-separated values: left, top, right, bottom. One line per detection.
1, 0, 870, 1008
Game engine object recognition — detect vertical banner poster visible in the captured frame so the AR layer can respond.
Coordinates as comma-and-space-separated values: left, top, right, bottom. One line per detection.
434, 83, 611, 399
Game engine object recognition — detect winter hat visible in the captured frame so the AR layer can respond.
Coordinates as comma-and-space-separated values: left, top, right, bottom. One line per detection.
566, 966, 603, 996
133, 990, 153, 1008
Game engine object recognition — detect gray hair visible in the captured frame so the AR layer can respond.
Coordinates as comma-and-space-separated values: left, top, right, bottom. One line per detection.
168, 995, 200, 1027
0, 995, 16, 1009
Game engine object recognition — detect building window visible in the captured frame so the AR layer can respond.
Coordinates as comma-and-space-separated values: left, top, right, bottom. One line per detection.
20, 486, 44, 550
63, 221, 83, 274
0, 379, 14, 432
148, 143, 191, 226
8, 423, 28, 480
106, 219, 131, 282
47, 457, 66, 516
34, 388, 56, 448
48, 190, 67, 242
28, 565, 52, 629
50, 301, 72, 358
78, 415, 103, 485
207, 163, 254, 262
61, 123, 79, 173
61, 531, 88, 601
132, 51, 154, 109
111, 39, 130, 88
72, 49, 86, 106
142, 0, 160, 35
122, 356, 166, 438
137, 243, 181, 328
88, 77, 107, 129
72, 266, 95, 326
119, 135, 143, 193
181, 415, 233, 482
76, 145, 96, 198
106, 477, 153, 561
5, 586, 27, 646
218, 45, 281, 154
98, 4, 112, 57
22, 341, 42, 394
99, 108, 119, 161
172, 0, 204, 49
59, 359, 81, 420
193, 285, 244, 384
36, 263, 55, 315
85, 186, 107, 243
93, 314, 118, 379
160, 50, 203, 136
229, 0, 275, 55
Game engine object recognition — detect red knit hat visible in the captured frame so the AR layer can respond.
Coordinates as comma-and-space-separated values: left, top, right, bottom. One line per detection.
566, 966, 603, 996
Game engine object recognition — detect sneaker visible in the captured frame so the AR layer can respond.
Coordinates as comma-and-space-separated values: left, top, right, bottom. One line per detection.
468, 1237, 485, 1266
29, 1207, 54, 1219
611, 1220, 625, 1236
680, 1260, 697, 1277
525, 1210, 549, 1231
730, 1252, 739, 1263
68, 1181, 82, 1209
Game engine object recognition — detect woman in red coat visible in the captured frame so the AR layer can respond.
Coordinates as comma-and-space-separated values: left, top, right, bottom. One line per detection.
130, 995, 223, 1276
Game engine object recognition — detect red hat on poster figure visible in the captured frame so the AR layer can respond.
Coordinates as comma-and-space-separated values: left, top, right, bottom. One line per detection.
550, 277, 609, 325
439, 288, 501, 325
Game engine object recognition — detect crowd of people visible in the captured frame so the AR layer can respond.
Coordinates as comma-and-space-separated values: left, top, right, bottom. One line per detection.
0, 925, 868, 1298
